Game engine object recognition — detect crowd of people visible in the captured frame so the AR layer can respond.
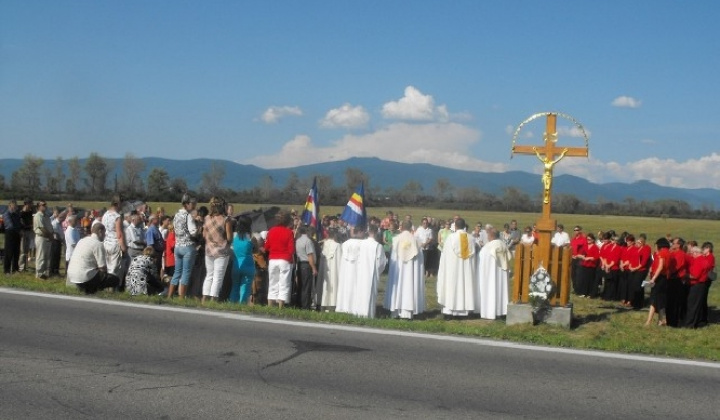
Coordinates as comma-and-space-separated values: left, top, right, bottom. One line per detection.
1, 197, 715, 328
556, 225, 715, 328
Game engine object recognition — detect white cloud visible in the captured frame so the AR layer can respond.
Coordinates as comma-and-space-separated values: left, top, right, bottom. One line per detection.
611, 96, 642, 108
557, 125, 592, 139
506, 124, 534, 139
319, 103, 370, 129
382, 86, 450, 121
259, 106, 303, 124
552, 153, 720, 189
245, 122, 507, 172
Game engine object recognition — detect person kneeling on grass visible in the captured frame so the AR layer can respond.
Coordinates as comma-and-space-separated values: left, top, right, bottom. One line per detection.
67, 223, 120, 294
127, 246, 164, 296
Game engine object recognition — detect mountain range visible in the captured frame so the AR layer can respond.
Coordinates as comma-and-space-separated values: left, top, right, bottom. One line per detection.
1, 157, 718, 208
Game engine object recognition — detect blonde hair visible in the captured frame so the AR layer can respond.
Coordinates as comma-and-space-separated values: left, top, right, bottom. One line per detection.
208, 197, 226, 216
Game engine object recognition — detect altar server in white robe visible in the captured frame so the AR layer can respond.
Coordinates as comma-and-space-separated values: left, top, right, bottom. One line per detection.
336, 225, 387, 318
384, 220, 425, 319
476, 228, 512, 319
437, 218, 477, 317
317, 230, 342, 310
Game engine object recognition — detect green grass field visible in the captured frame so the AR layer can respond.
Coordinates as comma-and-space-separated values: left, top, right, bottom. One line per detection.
2, 201, 719, 361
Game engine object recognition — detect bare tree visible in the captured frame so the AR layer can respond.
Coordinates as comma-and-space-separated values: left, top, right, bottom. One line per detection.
344, 167, 368, 195
434, 177, 453, 200
66, 156, 81, 193
11, 154, 44, 197
260, 175, 274, 200
84, 152, 110, 195
54, 157, 65, 194
146, 167, 170, 199
201, 162, 226, 197
120, 153, 146, 196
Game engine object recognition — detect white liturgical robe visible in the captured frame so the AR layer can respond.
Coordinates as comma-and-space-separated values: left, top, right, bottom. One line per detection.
319, 238, 342, 308
476, 238, 512, 319
336, 237, 387, 318
384, 230, 425, 319
436, 229, 477, 316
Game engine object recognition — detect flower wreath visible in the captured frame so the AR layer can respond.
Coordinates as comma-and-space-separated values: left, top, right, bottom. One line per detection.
528, 265, 556, 310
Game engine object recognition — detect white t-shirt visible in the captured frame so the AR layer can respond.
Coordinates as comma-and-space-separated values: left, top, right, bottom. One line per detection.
551, 231, 571, 247
68, 234, 107, 284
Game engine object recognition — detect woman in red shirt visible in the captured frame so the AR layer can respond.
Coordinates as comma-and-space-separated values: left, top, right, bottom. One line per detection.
645, 238, 671, 326
684, 245, 712, 328
264, 211, 295, 308
578, 233, 599, 297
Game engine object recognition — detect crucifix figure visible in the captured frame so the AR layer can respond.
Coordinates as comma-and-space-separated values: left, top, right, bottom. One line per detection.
534, 146, 568, 204
511, 113, 588, 218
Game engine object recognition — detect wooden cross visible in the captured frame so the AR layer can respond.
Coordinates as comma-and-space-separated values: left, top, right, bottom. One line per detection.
511, 113, 588, 219
510, 112, 589, 307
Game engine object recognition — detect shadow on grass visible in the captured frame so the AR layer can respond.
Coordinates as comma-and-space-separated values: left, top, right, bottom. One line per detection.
571, 301, 636, 328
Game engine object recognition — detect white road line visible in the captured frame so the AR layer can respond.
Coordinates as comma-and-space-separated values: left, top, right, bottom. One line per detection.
3, 287, 719, 369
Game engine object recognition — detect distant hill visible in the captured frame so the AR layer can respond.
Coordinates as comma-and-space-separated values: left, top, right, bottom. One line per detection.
1, 156, 718, 208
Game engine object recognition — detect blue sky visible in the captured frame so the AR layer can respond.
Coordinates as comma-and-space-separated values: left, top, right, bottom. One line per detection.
2, 1, 719, 189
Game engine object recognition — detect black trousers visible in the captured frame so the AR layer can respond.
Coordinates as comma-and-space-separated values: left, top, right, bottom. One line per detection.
701, 281, 712, 323
630, 271, 646, 309
684, 282, 706, 328
578, 265, 598, 297
571, 259, 582, 293
49, 239, 62, 275
601, 270, 619, 301
76, 271, 121, 294
665, 277, 684, 327
618, 270, 632, 302
297, 261, 314, 310
3, 230, 21, 274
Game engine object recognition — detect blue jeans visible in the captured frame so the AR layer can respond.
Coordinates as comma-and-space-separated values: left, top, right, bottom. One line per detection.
171, 245, 197, 286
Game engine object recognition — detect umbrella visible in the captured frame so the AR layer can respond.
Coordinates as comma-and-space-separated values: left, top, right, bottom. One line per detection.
235, 206, 281, 233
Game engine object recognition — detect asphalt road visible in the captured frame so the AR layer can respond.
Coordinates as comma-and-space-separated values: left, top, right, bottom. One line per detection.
1, 289, 719, 420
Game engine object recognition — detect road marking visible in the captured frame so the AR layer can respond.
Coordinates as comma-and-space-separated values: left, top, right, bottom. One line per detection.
3, 287, 719, 369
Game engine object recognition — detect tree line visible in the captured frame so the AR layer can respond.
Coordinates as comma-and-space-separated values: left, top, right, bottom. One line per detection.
1, 153, 717, 220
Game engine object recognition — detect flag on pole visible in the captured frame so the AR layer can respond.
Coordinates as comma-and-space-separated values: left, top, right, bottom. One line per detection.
301, 177, 321, 235
340, 182, 366, 228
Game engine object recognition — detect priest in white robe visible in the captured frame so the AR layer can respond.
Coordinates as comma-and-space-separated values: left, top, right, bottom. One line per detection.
476, 228, 512, 319
384, 220, 425, 319
336, 225, 387, 318
437, 218, 477, 317
317, 231, 342, 310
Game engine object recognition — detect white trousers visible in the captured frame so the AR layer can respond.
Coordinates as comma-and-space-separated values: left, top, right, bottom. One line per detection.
203, 254, 229, 298
267, 259, 292, 302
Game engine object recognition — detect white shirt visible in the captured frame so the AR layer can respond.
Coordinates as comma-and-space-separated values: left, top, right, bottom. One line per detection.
414, 226, 433, 249
67, 234, 107, 284
551, 231, 571, 247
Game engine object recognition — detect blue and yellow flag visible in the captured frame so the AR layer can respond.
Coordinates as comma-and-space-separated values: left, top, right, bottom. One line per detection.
340, 182, 366, 228
301, 177, 321, 235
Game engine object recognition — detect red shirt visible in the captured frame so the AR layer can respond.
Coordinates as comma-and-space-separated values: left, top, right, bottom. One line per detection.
637, 244, 651, 273
581, 243, 599, 268
621, 244, 638, 271
600, 242, 621, 271
669, 249, 687, 279
264, 225, 295, 262
571, 233, 588, 257
650, 248, 670, 278
165, 231, 176, 267
688, 254, 711, 285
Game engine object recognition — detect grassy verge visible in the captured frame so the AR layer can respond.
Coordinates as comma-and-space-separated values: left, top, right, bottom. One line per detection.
3, 272, 719, 361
